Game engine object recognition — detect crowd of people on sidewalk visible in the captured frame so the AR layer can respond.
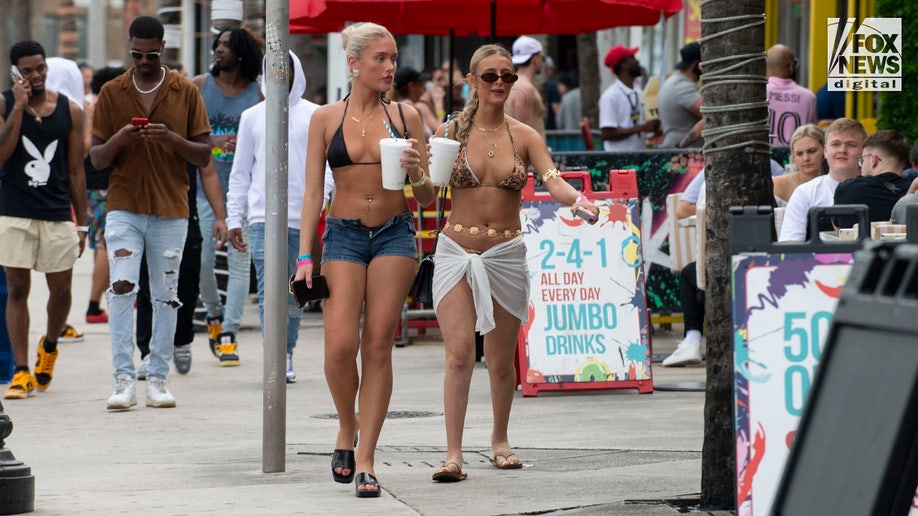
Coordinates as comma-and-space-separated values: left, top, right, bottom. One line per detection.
1, 14, 912, 502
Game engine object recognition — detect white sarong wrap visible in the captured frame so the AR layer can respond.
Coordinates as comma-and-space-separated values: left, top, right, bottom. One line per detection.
432, 233, 530, 335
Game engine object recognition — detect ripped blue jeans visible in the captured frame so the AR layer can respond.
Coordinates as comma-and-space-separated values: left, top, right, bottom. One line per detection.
105, 211, 188, 380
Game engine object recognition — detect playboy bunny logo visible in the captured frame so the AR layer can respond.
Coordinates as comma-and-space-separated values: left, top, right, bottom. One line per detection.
21, 136, 58, 187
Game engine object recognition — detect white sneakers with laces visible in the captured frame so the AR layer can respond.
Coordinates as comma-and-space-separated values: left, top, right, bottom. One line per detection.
146, 376, 176, 408
662, 337, 703, 367
137, 355, 150, 381
107, 375, 137, 410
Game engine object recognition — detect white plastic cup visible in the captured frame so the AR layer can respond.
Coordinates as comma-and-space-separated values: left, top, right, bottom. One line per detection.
379, 138, 411, 190
428, 137, 461, 186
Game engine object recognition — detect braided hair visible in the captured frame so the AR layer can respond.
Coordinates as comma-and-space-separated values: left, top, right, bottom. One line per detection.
452, 44, 511, 146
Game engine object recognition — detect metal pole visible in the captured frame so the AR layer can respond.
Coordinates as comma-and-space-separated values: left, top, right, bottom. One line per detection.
181, 0, 195, 76
262, 0, 289, 474
88, 0, 106, 68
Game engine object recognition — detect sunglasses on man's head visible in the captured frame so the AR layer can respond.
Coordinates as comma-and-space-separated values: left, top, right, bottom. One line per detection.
130, 50, 162, 61
473, 72, 519, 84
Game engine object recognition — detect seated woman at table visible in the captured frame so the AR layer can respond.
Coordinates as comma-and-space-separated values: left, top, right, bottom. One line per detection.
773, 124, 826, 206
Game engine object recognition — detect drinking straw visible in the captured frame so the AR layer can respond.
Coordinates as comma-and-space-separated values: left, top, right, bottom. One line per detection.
382, 118, 397, 139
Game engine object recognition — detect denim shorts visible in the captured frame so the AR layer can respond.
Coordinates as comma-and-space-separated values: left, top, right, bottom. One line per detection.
322, 211, 417, 266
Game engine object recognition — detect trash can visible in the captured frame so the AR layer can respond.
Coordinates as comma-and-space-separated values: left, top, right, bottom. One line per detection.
0, 266, 13, 383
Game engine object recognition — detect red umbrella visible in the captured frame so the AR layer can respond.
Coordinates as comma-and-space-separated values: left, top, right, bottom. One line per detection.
290, 0, 682, 36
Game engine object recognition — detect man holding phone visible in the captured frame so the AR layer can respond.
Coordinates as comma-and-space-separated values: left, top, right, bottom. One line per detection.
90, 16, 211, 410
0, 40, 88, 400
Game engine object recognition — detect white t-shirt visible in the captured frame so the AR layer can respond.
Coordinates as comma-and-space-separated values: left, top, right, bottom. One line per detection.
778, 174, 840, 242
599, 80, 645, 152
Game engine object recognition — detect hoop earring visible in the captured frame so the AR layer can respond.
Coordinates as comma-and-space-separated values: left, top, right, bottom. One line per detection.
352, 69, 360, 77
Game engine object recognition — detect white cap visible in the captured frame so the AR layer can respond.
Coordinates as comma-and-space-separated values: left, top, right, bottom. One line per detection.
511, 36, 543, 65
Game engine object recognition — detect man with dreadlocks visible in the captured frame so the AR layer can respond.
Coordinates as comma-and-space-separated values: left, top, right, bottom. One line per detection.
190, 27, 263, 371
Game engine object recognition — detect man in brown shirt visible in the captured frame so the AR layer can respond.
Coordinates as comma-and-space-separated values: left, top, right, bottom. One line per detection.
89, 16, 211, 411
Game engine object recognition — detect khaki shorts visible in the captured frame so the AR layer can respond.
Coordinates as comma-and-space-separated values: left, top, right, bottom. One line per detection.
0, 216, 79, 273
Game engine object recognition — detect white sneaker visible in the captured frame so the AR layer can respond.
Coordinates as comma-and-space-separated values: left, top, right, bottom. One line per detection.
286, 352, 296, 384
107, 375, 137, 410
662, 340, 703, 367
137, 355, 150, 381
146, 376, 176, 408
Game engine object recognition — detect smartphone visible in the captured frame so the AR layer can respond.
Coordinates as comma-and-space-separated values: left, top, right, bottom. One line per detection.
289, 274, 330, 307
10, 65, 22, 83
131, 117, 149, 126
574, 207, 598, 224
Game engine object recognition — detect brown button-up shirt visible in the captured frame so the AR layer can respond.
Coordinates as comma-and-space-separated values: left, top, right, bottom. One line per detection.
92, 67, 211, 218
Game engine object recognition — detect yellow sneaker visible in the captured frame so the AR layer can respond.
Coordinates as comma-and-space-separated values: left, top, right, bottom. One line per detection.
215, 332, 240, 367
58, 324, 85, 343
34, 336, 59, 391
4, 370, 36, 399
206, 316, 223, 358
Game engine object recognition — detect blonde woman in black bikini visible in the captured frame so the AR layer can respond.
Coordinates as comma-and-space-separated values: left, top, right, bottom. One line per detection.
295, 22, 436, 498
430, 44, 598, 482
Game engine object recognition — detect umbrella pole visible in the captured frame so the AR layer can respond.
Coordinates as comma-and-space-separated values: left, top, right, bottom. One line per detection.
447, 29, 455, 118
490, 0, 496, 42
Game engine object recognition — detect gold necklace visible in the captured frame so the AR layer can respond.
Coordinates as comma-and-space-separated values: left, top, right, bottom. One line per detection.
24, 104, 41, 124
359, 115, 375, 137
350, 104, 378, 123
474, 117, 507, 132
480, 133, 501, 158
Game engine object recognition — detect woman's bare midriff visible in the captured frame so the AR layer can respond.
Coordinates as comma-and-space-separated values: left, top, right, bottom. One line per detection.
445, 189, 523, 253
328, 168, 410, 226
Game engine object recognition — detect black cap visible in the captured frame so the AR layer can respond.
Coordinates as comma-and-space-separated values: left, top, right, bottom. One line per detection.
675, 42, 701, 70
394, 67, 431, 90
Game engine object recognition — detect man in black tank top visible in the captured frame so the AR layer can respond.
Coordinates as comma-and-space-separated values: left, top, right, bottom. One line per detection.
0, 40, 88, 400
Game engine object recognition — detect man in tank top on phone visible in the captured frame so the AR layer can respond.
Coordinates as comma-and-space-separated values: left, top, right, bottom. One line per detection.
0, 40, 88, 400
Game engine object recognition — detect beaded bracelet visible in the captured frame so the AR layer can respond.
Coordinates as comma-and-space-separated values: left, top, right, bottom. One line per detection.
576, 194, 589, 203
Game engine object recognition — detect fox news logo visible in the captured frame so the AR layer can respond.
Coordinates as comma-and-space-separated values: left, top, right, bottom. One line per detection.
827, 18, 901, 91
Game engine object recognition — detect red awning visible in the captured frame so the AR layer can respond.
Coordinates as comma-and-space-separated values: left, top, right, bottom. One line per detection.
290, 0, 683, 36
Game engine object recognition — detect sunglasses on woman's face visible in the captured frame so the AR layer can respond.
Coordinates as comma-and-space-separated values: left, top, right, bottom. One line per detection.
473, 72, 518, 83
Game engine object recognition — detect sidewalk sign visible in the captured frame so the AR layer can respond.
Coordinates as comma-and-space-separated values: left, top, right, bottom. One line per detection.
730, 206, 867, 515
771, 240, 918, 516
516, 170, 652, 397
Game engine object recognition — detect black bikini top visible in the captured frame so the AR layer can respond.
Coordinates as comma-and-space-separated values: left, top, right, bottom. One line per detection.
326, 95, 408, 169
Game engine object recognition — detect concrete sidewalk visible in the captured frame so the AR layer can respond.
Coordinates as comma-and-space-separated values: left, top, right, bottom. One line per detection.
2, 252, 713, 515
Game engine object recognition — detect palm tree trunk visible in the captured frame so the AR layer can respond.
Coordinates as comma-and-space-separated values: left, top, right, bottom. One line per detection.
2, 0, 32, 88
157, 0, 182, 64
58, 0, 79, 59
244, 0, 266, 40
699, 0, 771, 509
576, 33, 599, 128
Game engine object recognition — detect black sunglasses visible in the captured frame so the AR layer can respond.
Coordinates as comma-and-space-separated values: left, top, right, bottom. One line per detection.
130, 49, 162, 61
473, 72, 519, 84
